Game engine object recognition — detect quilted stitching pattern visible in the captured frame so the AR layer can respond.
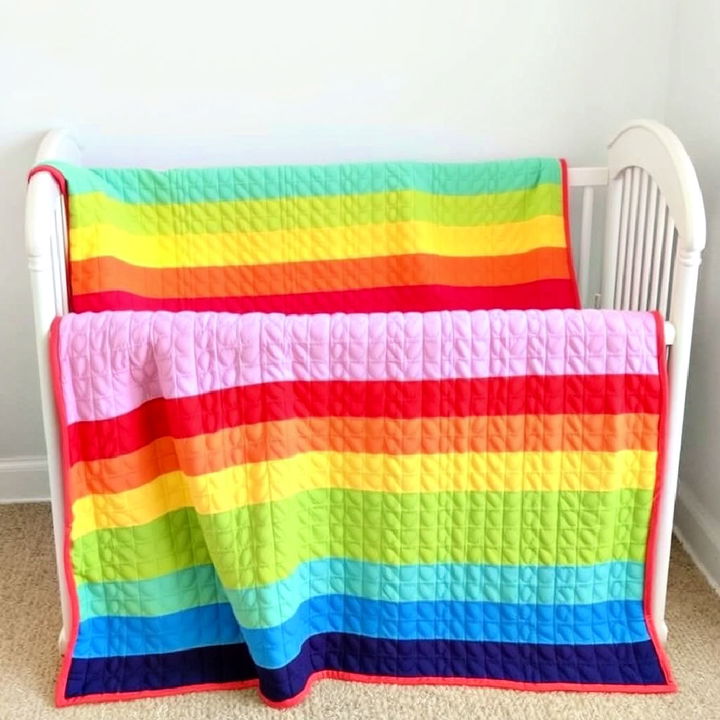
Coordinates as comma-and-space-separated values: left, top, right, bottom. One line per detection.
34, 155, 672, 708
53, 308, 671, 707
58, 309, 658, 424
36, 158, 579, 314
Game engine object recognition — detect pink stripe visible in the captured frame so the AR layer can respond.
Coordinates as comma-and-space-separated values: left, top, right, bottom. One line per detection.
57, 309, 660, 424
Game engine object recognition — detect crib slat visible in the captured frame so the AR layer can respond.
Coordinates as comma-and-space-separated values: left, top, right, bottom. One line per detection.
640, 179, 659, 310
621, 168, 641, 309
619, 167, 641, 310
579, 186, 594, 304
614, 169, 633, 307
648, 197, 668, 310
658, 218, 676, 317
631, 171, 650, 310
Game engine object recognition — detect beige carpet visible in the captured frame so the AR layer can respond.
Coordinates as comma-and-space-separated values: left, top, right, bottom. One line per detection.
1, 504, 719, 720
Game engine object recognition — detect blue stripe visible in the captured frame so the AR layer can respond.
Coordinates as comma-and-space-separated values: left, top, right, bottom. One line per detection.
76, 559, 645, 620
73, 603, 244, 658
245, 598, 650, 668
73, 598, 649, 665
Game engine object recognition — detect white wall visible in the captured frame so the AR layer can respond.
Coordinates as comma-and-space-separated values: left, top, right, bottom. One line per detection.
665, 0, 720, 589
0, 0, 677, 497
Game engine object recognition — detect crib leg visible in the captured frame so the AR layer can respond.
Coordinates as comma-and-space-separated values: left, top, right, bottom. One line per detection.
58, 626, 68, 655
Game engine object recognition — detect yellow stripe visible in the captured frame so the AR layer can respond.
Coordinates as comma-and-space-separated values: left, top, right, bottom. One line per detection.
70, 449, 657, 540
69, 216, 565, 268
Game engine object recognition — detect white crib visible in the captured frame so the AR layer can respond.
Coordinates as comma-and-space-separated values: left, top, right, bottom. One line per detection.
25, 120, 706, 654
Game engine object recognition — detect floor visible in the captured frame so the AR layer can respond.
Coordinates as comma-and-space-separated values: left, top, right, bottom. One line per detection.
1, 503, 719, 720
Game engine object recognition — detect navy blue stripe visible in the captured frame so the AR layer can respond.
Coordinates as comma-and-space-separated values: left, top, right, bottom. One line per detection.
64, 636, 667, 701
259, 635, 667, 701
64, 642, 256, 698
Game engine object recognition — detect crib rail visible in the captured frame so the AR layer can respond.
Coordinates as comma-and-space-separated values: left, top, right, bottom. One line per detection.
26, 173, 71, 653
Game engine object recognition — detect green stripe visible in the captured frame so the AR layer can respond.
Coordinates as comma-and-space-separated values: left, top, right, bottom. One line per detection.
45, 158, 562, 204
67, 185, 562, 235
72, 507, 213, 583
71, 488, 652, 587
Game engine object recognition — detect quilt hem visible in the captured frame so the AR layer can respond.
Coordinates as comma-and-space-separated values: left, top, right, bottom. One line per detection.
55, 670, 676, 710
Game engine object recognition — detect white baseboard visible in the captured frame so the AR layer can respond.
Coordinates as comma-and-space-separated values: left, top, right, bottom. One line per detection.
0, 456, 50, 503
674, 485, 720, 595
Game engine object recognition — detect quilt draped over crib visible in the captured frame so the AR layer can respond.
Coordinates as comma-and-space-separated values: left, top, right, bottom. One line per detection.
32, 158, 579, 313
35, 156, 673, 707
52, 309, 673, 706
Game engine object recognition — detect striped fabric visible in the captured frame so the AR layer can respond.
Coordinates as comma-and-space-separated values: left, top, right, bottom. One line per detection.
52, 309, 673, 707
33, 158, 579, 313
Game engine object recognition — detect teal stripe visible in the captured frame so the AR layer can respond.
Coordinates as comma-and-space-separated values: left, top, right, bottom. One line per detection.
77, 559, 645, 623
77, 564, 226, 619
42, 158, 561, 204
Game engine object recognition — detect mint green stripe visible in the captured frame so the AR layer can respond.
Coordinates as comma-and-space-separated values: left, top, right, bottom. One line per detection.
77, 564, 226, 619
76, 559, 645, 623
43, 158, 561, 204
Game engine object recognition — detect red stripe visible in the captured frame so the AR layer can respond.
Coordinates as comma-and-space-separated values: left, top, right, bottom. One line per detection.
71, 280, 579, 314
66, 374, 662, 465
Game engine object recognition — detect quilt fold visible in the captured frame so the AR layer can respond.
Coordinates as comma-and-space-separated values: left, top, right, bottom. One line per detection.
52, 308, 674, 707
31, 158, 579, 314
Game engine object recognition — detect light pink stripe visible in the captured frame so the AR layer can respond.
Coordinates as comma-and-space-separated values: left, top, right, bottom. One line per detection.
57, 309, 660, 424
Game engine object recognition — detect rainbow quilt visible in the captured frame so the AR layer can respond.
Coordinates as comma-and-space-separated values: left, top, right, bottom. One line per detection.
51, 308, 673, 708
32, 158, 579, 313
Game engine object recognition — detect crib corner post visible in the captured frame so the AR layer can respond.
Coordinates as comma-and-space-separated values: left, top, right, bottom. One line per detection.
651, 240, 704, 645
25, 170, 72, 655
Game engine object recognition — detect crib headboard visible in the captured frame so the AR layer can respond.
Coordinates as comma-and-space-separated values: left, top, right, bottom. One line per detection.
25, 120, 706, 653
609, 121, 705, 644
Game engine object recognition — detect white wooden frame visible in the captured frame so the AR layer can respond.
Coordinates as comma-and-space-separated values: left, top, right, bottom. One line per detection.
26, 120, 705, 653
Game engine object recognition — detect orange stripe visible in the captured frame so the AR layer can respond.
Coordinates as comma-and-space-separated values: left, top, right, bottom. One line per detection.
68, 413, 658, 501
69, 247, 571, 298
